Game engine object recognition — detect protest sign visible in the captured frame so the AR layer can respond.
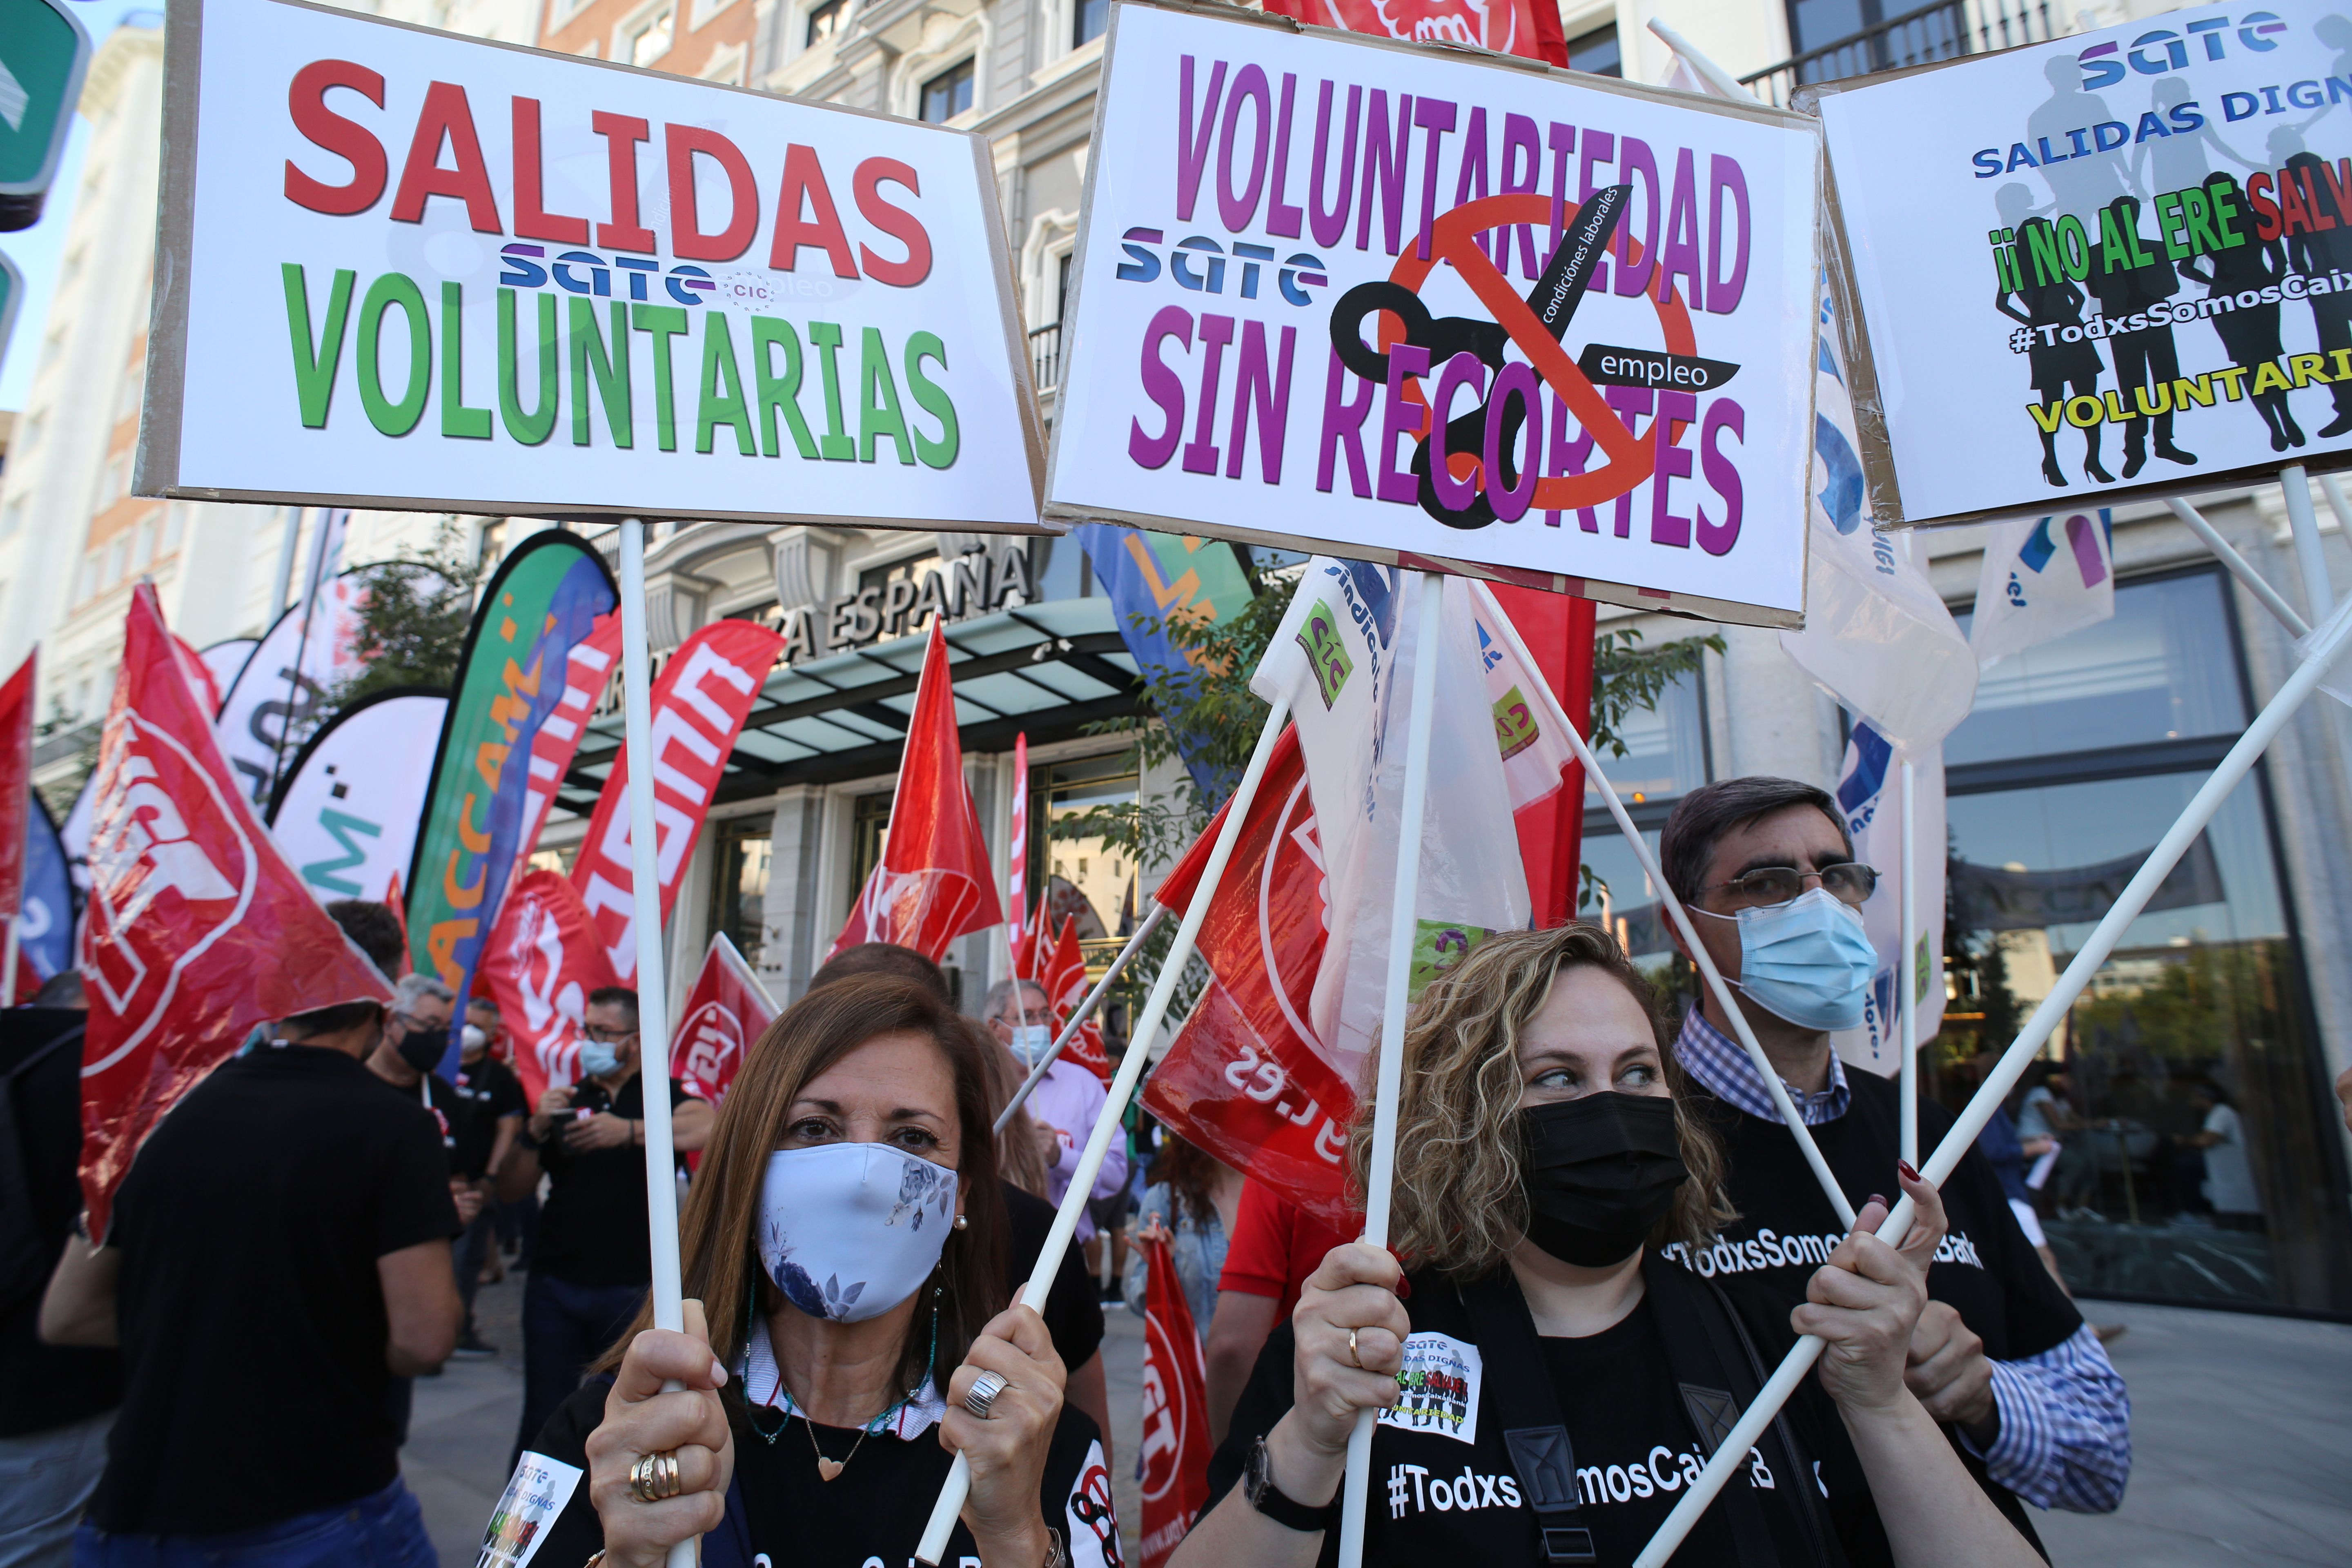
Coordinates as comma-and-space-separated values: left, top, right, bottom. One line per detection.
141, 0, 1045, 532
1047, 2, 1822, 626
1818, 1, 2352, 524
267, 687, 448, 904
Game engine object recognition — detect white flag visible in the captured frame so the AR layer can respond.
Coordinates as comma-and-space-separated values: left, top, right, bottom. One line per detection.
1467, 582, 1579, 814
1252, 563, 1530, 1082
1829, 721, 1947, 1077
1969, 510, 2115, 671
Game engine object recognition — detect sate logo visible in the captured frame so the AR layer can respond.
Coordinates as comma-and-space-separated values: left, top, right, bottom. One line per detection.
82, 713, 259, 1071
2077, 12, 2287, 86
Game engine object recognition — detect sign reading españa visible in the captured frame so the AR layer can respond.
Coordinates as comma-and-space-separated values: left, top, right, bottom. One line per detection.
139, 0, 1046, 532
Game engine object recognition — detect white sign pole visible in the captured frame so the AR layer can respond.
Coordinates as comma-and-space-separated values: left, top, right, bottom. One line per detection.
1334, 572, 1445, 1568
618, 518, 695, 1568
1474, 587, 1857, 1227
993, 902, 1170, 1135
1898, 758, 1918, 1167
915, 691, 1294, 1565
2283, 466, 2337, 622
1632, 591, 2352, 1568
2166, 500, 2310, 638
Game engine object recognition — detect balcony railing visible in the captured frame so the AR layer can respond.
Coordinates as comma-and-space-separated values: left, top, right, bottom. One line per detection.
1740, 0, 2055, 108
1030, 322, 1063, 394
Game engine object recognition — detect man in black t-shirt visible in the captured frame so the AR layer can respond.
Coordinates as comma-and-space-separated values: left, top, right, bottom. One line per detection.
1656, 777, 2132, 1537
500, 986, 713, 1464
450, 1001, 526, 1358
37, 987, 461, 1564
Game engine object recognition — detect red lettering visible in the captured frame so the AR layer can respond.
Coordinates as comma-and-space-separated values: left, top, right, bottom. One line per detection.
2278, 165, 2312, 236
390, 81, 502, 233
770, 143, 858, 278
285, 59, 386, 216
2250, 171, 2281, 242
592, 111, 657, 253
511, 96, 588, 244
853, 157, 931, 287
666, 124, 760, 262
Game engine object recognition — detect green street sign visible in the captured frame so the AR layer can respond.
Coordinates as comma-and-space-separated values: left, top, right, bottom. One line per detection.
0, 0, 91, 232
0, 250, 20, 379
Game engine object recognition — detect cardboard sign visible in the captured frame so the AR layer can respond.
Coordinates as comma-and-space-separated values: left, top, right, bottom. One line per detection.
141, 0, 1046, 532
1819, 0, 2352, 524
1046, 2, 1822, 626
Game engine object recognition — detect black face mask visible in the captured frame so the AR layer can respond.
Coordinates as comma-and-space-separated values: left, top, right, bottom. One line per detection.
1517, 1093, 1690, 1268
395, 1025, 446, 1077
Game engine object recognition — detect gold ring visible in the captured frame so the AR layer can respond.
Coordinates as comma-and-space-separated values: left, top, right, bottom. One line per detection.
1348, 1327, 1363, 1369
630, 1450, 683, 1503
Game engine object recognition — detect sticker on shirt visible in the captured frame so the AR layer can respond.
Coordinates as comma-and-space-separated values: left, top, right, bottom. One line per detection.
1376, 1332, 1483, 1445
1063, 1438, 1123, 1568
475, 1451, 583, 1568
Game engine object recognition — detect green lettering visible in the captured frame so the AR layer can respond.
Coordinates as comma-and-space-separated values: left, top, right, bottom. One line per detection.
2025, 223, 2065, 288
750, 316, 819, 459
806, 321, 855, 460
356, 272, 430, 438
439, 283, 492, 439
499, 288, 559, 446
904, 332, 960, 470
569, 298, 631, 448
858, 326, 913, 465
695, 312, 757, 457
281, 263, 354, 429
630, 304, 690, 452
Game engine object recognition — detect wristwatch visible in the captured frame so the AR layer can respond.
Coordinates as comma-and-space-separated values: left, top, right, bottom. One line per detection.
1243, 1435, 1339, 1532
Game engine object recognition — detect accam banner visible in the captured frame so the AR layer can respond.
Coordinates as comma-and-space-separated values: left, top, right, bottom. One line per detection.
406, 531, 617, 1063
267, 687, 450, 904
143, 0, 1046, 534
674, 931, 778, 1106
570, 618, 785, 981
1047, 3, 1822, 627
80, 584, 392, 1236
1818, 1, 2352, 524
479, 866, 618, 1107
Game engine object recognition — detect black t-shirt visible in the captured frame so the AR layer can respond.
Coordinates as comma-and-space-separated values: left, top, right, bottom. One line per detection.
452, 1054, 525, 1181
1003, 1179, 1107, 1374
1208, 1264, 1866, 1568
535, 1074, 705, 1287
0, 1010, 121, 1438
514, 1374, 1120, 1568
379, 1069, 469, 1178
1673, 1073, 2080, 1555
91, 1042, 460, 1532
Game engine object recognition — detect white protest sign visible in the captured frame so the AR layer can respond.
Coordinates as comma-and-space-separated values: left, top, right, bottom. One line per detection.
1819, 0, 2352, 525
141, 0, 1046, 532
1047, 2, 1822, 627
267, 688, 447, 903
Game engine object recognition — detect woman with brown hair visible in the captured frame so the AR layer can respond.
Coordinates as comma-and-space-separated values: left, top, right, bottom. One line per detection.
1174, 924, 2044, 1568
503, 975, 1118, 1568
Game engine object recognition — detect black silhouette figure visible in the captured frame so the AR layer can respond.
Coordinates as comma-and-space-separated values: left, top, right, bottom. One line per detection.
1997, 212, 2113, 485
2283, 146, 2352, 437
2091, 195, 2196, 477
2180, 173, 2306, 452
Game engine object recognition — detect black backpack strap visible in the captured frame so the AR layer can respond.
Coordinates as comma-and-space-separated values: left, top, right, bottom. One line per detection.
1638, 1254, 1786, 1568
1706, 1276, 1844, 1568
1456, 1274, 1598, 1566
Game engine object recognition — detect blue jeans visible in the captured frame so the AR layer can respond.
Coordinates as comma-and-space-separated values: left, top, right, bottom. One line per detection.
0, 1410, 114, 1568
515, 1272, 642, 1467
74, 1477, 432, 1568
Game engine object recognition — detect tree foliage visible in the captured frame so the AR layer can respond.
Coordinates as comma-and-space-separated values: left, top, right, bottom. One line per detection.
327, 520, 486, 708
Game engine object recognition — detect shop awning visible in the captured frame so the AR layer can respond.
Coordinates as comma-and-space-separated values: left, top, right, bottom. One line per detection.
558, 597, 1144, 813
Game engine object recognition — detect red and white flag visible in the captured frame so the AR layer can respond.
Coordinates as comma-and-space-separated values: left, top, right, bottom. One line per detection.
1007, 732, 1031, 973
517, 613, 620, 871
78, 586, 392, 1236
1137, 1233, 1214, 1568
1039, 913, 1111, 1084
674, 931, 778, 1106
572, 619, 784, 981
829, 622, 1004, 962
0, 651, 33, 926
479, 867, 619, 1108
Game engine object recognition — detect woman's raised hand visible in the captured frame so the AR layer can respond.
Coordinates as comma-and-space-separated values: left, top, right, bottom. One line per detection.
584, 1299, 735, 1568
942, 1304, 1066, 1566
1287, 1242, 1410, 1456
1797, 1165, 1948, 1416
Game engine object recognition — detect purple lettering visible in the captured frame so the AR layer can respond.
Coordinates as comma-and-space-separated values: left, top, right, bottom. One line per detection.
1487, 362, 1541, 521
1651, 389, 1697, 547
1699, 396, 1744, 553
1130, 305, 1192, 469
1317, 349, 1375, 495
1546, 123, 1576, 274
1708, 155, 1750, 314
1266, 73, 1304, 238
1176, 57, 1229, 224
1615, 137, 1660, 298
1182, 313, 1237, 474
1378, 342, 1432, 503
1227, 321, 1297, 481
1603, 385, 1652, 537
1501, 114, 1543, 278
1309, 81, 1360, 249
1546, 388, 1601, 532
1412, 97, 1458, 261
1454, 107, 1492, 259
1430, 351, 1487, 511
1218, 65, 1273, 234
1578, 129, 1615, 293
1358, 89, 1412, 256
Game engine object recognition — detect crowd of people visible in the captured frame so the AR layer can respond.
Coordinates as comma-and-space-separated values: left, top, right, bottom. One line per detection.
16, 771, 2352, 1567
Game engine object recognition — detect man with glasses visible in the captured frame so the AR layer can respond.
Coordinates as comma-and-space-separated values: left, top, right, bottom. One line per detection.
1657, 777, 2130, 1549
501, 986, 713, 1464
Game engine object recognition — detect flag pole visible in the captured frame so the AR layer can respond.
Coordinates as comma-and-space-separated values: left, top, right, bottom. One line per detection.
916, 691, 1294, 1566
1633, 591, 2352, 1568
2166, 499, 2310, 637
1898, 757, 1918, 1167
994, 902, 1170, 1134
618, 518, 695, 1568
2283, 464, 2337, 621
1334, 571, 1445, 1568
1474, 585, 1857, 1226
1, 913, 18, 1004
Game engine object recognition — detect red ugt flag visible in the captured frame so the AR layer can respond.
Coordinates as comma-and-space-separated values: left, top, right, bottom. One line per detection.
1138, 1233, 1214, 1568
674, 931, 778, 1106
79, 585, 393, 1236
1040, 913, 1111, 1083
0, 650, 33, 928
829, 621, 1004, 961
1260, 0, 1557, 62
480, 867, 620, 1109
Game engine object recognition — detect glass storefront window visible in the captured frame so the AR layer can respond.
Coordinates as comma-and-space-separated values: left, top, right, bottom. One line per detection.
1585, 669, 1706, 804
1028, 752, 1140, 948
846, 791, 891, 913
709, 816, 772, 968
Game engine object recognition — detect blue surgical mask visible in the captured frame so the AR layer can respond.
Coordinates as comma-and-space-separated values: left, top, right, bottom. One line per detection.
1006, 1025, 1053, 1066
1708, 887, 1878, 1032
578, 1038, 624, 1078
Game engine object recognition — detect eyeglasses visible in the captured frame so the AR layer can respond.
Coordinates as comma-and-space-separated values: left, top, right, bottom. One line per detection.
1702, 862, 1878, 910
583, 1025, 638, 1045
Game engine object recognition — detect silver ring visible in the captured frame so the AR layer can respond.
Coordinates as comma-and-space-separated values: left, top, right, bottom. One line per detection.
962, 1370, 1009, 1419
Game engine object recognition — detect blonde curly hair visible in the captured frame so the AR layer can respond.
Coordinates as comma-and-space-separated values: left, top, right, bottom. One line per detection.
1348, 922, 1735, 1279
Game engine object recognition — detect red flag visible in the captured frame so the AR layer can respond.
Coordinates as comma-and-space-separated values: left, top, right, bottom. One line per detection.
518, 613, 621, 871
385, 870, 411, 980
1260, 0, 1550, 60
1488, 586, 1597, 928
572, 619, 784, 981
479, 867, 619, 1109
168, 635, 224, 721
1141, 728, 1359, 1229
78, 586, 392, 1236
674, 932, 779, 1106
0, 651, 33, 925
1042, 914, 1111, 1083
1138, 1234, 1213, 1568
829, 621, 1005, 961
